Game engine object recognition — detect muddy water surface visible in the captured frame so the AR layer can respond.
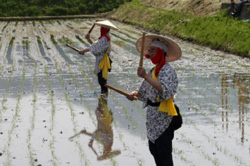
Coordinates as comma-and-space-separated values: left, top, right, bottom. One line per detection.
0, 19, 249, 166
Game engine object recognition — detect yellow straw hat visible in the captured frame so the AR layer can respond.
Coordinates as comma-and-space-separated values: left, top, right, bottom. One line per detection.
95, 20, 118, 30
136, 34, 182, 62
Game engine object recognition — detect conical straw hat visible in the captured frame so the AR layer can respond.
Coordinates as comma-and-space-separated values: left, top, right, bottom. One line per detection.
95, 20, 118, 30
136, 34, 182, 62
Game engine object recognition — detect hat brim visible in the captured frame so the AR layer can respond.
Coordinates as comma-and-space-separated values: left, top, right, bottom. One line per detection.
136, 35, 182, 62
95, 20, 118, 30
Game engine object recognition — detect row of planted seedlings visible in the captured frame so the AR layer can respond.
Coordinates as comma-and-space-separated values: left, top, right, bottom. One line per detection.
18, 34, 41, 165
0, 22, 17, 163
0, 64, 15, 122
26, 62, 38, 166
30, 21, 64, 165
35, 22, 91, 165
0, 28, 16, 120
31, 21, 59, 165
175, 75, 250, 165
2, 48, 27, 166
0, 22, 14, 64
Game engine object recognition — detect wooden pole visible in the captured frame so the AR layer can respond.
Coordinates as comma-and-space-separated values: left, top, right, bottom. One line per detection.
139, 32, 146, 67
88, 20, 99, 34
104, 84, 137, 100
66, 44, 80, 52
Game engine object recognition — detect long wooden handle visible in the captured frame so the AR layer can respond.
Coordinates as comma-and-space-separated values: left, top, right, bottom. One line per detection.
66, 44, 80, 52
105, 84, 137, 100
88, 20, 99, 34
139, 32, 146, 67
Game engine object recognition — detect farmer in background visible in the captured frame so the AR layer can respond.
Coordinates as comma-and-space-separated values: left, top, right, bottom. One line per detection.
79, 20, 118, 97
231, 0, 250, 17
127, 34, 182, 166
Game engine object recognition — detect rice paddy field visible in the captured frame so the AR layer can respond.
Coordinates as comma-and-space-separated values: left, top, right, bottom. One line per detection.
0, 19, 250, 166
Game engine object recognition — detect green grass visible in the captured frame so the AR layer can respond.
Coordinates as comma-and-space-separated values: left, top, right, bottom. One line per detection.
107, 0, 250, 58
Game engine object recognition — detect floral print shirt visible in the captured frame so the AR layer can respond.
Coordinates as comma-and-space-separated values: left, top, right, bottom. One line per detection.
89, 36, 111, 75
138, 63, 178, 143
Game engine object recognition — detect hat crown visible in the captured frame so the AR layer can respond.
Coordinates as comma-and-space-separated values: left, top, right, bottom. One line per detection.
95, 20, 118, 30
136, 34, 182, 62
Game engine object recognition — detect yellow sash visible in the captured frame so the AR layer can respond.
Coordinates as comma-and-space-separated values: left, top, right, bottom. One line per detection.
152, 67, 178, 116
99, 44, 111, 80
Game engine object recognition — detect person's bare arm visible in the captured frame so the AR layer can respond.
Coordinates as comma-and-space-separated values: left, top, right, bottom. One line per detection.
137, 67, 163, 92
79, 48, 89, 55
85, 34, 93, 44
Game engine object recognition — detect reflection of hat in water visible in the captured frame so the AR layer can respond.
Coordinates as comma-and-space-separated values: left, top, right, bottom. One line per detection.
136, 34, 182, 62
95, 20, 118, 30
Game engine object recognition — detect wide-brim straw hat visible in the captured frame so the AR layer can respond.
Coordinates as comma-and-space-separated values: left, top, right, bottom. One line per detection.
95, 20, 118, 30
136, 34, 182, 62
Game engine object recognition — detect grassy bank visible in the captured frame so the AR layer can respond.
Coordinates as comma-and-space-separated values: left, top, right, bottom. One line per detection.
105, 0, 250, 58
0, 0, 131, 17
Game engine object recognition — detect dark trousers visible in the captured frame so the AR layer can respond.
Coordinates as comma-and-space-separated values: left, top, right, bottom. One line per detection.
97, 71, 108, 94
149, 123, 174, 166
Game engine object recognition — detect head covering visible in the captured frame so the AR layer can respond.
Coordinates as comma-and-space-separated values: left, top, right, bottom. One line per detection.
95, 20, 118, 30
99, 26, 110, 41
151, 48, 165, 77
136, 34, 182, 62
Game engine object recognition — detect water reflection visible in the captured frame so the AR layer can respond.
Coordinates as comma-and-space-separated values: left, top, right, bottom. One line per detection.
221, 73, 250, 143
234, 73, 250, 144
70, 95, 121, 160
221, 74, 229, 132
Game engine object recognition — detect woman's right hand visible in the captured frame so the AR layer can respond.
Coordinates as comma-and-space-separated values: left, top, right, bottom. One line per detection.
127, 91, 138, 101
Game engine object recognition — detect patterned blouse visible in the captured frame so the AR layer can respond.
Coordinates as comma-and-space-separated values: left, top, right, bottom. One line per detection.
138, 63, 178, 143
89, 36, 111, 75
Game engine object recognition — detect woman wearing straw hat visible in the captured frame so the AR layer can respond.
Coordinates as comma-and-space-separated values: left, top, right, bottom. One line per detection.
79, 20, 118, 96
127, 34, 182, 166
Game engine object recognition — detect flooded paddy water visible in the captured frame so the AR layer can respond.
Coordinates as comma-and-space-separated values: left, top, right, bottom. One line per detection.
0, 19, 249, 166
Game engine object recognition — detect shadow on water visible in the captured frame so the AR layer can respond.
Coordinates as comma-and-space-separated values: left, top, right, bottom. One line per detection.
69, 95, 121, 161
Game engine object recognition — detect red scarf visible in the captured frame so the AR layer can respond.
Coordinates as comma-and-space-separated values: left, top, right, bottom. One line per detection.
145, 48, 165, 77
99, 27, 110, 41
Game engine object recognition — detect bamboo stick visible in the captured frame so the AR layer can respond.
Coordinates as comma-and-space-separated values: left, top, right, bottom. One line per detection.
139, 32, 146, 67
66, 44, 80, 52
105, 84, 137, 100
88, 20, 99, 34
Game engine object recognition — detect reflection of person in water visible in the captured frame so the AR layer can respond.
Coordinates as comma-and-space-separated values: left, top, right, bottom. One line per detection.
80, 95, 121, 160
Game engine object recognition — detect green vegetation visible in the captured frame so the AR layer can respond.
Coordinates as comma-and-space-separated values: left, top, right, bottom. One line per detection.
0, 0, 131, 17
107, 0, 250, 57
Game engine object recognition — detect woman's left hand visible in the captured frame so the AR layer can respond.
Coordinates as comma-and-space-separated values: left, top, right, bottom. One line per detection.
137, 67, 147, 79
79, 50, 85, 55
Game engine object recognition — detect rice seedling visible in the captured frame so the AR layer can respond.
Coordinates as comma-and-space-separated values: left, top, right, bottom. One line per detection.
4, 61, 26, 166
26, 63, 38, 166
